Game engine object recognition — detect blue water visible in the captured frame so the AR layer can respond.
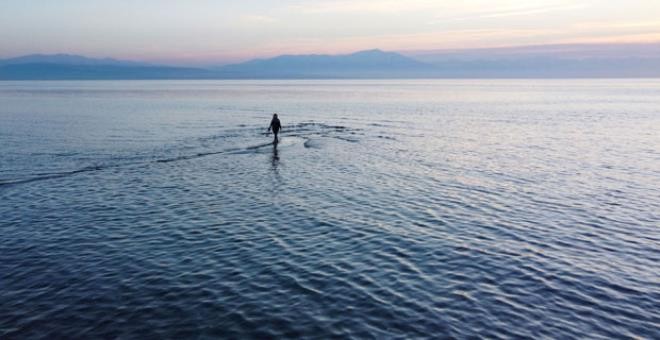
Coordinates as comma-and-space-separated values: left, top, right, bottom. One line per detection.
1, 80, 659, 338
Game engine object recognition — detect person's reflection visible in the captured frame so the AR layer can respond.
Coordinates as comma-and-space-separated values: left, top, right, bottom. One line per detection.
271, 143, 279, 169
269, 144, 282, 194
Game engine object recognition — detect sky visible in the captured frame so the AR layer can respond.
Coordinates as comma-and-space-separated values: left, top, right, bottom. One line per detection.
1, 0, 660, 65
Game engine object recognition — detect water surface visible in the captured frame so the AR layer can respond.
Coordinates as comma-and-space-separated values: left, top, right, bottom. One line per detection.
1, 80, 659, 338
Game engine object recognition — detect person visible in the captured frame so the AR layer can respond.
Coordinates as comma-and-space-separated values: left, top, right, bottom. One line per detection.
267, 113, 281, 144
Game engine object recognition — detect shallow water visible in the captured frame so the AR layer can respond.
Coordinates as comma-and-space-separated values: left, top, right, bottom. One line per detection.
1, 80, 659, 338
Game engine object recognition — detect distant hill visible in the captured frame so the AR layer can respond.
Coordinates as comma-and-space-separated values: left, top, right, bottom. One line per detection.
0, 54, 213, 80
0, 63, 214, 80
0, 54, 150, 67
405, 43, 660, 78
216, 49, 434, 78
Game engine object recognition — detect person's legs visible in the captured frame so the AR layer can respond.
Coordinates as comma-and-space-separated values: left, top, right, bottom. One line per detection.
273, 131, 279, 144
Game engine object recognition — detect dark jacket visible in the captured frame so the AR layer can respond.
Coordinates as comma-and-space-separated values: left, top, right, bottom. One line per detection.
269, 118, 281, 133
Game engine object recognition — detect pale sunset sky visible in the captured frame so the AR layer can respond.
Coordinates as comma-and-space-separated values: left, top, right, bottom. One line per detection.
1, 0, 659, 65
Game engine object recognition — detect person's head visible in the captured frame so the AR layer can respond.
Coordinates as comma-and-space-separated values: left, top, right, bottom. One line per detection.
273, 113, 278, 118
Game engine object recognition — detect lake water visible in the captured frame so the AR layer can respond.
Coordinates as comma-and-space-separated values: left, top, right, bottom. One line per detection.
1, 80, 659, 338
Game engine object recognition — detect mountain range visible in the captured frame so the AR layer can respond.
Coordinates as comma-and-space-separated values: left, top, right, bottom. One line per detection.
0, 50, 433, 80
407, 43, 660, 78
0, 54, 212, 80
218, 49, 432, 78
0, 54, 149, 66
1, 45, 659, 80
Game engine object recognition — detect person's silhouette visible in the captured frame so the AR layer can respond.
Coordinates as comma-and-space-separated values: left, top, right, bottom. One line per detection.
267, 113, 281, 144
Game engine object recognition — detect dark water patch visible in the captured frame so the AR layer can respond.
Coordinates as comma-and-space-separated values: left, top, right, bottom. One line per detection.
331, 136, 360, 143
0, 165, 106, 187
